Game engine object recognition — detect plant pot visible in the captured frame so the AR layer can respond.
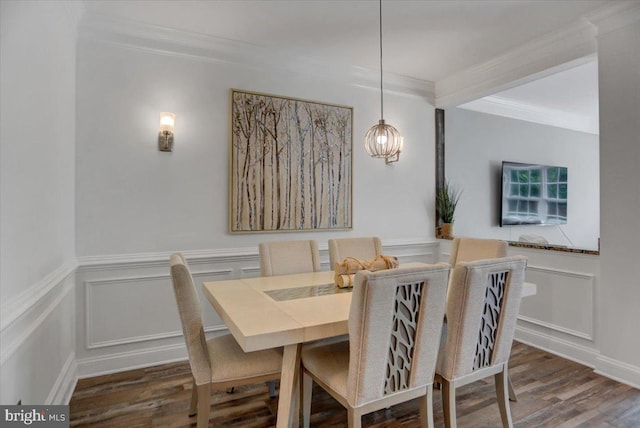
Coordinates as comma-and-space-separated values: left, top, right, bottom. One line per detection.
441, 223, 453, 238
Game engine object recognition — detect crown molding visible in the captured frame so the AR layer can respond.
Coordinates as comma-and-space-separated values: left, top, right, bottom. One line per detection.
587, 1, 640, 37
435, 19, 598, 108
459, 95, 599, 135
78, 12, 434, 103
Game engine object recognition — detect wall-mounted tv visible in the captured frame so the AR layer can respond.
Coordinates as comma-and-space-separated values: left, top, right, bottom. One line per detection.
501, 161, 568, 227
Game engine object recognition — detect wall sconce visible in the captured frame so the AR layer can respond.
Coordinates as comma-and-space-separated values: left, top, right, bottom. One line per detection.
158, 112, 175, 152
385, 137, 403, 164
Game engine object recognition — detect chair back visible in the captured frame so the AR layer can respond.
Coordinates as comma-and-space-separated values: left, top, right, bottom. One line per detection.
328, 237, 383, 268
346, 264, 450, 406
438, 256, 527, 380
170, 253, 211, 385
259, 240, 320, 276
448, 237, 508, 266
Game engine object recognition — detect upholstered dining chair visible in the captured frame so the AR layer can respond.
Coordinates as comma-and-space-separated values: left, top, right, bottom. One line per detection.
170, 253, 282, 428
448, 237, 508, 266
328, 237, 383, 268
259, 239, 321, 276
446, 237, 520, 401
301, 263, 451, 428
435, 256, 527, 428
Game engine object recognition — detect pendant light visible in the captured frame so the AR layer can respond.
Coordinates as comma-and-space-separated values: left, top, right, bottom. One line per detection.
364, 0, 402, 164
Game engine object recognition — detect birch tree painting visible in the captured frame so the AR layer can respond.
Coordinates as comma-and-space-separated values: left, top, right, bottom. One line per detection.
230, 90, 353, 232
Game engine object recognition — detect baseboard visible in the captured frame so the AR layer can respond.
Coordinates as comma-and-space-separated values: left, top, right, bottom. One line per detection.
77, 342, 188, 379
595, 354, 640, 390
515, 324, 599, 368
46, 352, 78, 405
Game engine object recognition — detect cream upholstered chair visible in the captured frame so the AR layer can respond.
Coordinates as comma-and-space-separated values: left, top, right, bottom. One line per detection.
259, 240, 321, 276
446, 237, 520, 401
258, 239, 321, 396
435, 256, 527, 428
448, 237, 508, 266
301, 263, 451, 428
170, 253, 282, 428
328, 237, 383, 268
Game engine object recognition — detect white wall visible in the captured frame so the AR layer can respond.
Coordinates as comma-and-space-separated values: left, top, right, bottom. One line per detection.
596, 19, 640, 380
75, 37, 435, 256
73, 19, 437, 374
0, 1, 80, 405
445, 107, 600, 250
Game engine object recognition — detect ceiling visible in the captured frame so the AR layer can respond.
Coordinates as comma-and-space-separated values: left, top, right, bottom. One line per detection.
82, 0, 607, 131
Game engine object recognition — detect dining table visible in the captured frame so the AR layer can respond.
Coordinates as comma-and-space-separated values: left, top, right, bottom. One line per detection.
202, 263, 537, 428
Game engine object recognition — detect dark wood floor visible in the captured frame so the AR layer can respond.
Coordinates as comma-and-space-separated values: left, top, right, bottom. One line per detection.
70, 342, 640, 427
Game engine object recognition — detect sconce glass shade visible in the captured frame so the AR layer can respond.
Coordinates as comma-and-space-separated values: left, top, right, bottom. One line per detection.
159, 112, 176, 132
364, 119, 402, 158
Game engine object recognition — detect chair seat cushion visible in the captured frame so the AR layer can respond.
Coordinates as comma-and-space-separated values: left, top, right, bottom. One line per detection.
301, 339, 350, 399
207, 334, 282, 383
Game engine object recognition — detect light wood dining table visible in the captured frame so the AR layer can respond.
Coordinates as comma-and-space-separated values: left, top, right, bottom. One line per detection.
202, 264, 536, 428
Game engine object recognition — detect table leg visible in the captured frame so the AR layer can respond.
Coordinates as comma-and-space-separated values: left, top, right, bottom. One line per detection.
276, 343, 302, 428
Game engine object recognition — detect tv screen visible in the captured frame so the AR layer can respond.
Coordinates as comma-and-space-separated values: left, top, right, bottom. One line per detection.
501, 161, 568, 227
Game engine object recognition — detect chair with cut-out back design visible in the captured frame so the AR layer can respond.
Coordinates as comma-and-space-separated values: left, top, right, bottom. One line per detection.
259, 240, 321, 276
447, 237, 521, 401
301, 263, 451, 428
435, 256, 527, 428
328, 237, 383, 268
170, 253, 282, 428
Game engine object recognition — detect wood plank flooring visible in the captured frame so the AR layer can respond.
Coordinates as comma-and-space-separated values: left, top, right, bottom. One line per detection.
70, 342, 640, 427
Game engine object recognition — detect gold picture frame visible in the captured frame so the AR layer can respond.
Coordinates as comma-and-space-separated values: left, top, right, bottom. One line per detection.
230, 89, 353, 233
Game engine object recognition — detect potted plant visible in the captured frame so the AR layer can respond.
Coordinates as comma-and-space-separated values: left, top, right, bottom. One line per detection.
436, 181, 461, 238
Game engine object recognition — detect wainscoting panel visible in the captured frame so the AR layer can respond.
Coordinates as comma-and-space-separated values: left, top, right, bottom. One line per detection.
518, 265, 595, 340
75, 240, 438, 378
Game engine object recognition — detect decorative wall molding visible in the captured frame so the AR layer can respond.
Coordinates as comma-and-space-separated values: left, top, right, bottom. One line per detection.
518, 315, 593, 341
45, 352, 78, 405
526, 265, 595, 280
75, 239, 439, 378
515, 324, 599, 368
0, 266, 76, 365
84, 269, 231, 349
1, 259, 77, 332
78, 12, 434, 103
77, 342, 188, 379
522, 264, 596, 341
459, 94, 599, 135
588, 1, 640, 37
435, 19, 597, 107
595, 354, 640, 390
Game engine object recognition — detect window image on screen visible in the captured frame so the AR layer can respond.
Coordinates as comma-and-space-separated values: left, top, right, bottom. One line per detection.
501, 161, 568, 227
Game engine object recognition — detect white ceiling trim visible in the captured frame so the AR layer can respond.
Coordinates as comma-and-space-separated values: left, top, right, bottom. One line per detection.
589, 1, 640, 36
78, 12, 435, 103
459, 95, 599, 135
435, 2, 640, 108
435, 19, 598, 108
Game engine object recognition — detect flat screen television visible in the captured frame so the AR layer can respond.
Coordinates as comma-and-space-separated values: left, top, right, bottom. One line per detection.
500, 161, 568, 227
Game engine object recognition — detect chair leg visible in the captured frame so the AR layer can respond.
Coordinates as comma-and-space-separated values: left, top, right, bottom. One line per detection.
347, 408, 362, 428
508, 375, 518, 402
268, 380, 277, 398
189, 380, 198, 416
196, 383, 211, 428
302, 373, 313, 428
495, 367, 514, 428
419, 386, 435, 428
442, 379, 457, 428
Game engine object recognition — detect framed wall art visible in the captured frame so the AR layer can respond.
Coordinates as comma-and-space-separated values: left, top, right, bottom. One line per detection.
230, 89, 353, 232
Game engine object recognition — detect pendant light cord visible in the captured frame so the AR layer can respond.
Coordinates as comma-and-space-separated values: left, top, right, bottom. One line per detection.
379, 0, 384, 120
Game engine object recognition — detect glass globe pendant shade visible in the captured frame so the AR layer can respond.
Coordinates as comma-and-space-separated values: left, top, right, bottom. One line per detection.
364, 119, 402, 158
